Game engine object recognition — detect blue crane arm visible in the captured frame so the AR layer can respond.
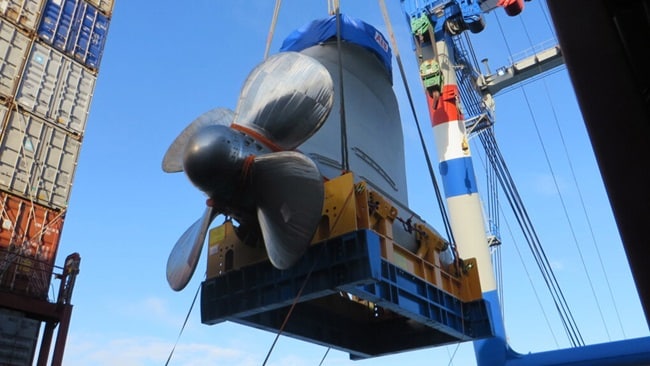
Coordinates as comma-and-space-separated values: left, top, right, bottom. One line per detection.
400, 0, 527, 43
400, 0, 485, 42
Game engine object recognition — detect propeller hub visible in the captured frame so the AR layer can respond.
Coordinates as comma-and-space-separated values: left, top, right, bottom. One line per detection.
183, 125, 271, 209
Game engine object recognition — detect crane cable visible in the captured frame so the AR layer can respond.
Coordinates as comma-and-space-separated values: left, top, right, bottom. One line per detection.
479, 10, 586, 347
164, 280, 201, 366
473, 143, 560, 346
483, 142, 504, 310
540, 75, 627, 339
261, 244, 326, 365
318, 347, 331, 366
536, 0, 558, 42
478, 128, 584, 347
522, 81, 611, 340
512, 5, 614, 341
334, 1, 350, 172
263, 0, 282, 60
377, 0, 457, 249
261, 6, 345, 359
517, 5, 625, 340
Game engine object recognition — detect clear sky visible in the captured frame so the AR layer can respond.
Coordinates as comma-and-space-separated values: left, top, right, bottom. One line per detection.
51, 1, 648, 365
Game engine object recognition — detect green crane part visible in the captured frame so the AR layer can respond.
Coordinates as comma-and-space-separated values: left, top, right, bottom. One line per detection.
410, 13, 431, 37
420, 59, 443, 90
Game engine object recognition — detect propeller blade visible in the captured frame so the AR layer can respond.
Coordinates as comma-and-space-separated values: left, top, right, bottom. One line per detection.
162, 108, 235, 173
252, 151, 324, 269
166, 206, 218, 291
233, 52, 334, 151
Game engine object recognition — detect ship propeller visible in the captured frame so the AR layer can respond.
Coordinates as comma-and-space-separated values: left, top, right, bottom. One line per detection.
163, 52, 334, 291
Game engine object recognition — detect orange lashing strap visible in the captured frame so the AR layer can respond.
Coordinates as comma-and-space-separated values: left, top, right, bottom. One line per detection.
231, 123, 284, 152
240, 155, 256, 184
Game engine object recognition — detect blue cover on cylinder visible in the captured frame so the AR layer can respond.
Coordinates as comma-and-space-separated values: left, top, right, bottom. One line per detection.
38, 0, 110, 71
280, 14, 393, 80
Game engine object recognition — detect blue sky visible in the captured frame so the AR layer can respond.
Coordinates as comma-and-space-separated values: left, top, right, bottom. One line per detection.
52, 1, 648, 365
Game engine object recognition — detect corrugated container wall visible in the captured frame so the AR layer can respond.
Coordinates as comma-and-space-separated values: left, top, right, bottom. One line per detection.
0, 0, 44, 33
0, 0, 112, 298
0, 18, 30, 101
38, 0, 110, 71
0, 107, 81, 209
0, 308, 40, 365
16, 41, 96, 135
0, 191, 64, 298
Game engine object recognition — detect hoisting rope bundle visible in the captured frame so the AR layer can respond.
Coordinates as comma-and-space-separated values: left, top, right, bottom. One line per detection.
334, 2, 351, 172
478, 127, 585, 347
378, 0, 457, 255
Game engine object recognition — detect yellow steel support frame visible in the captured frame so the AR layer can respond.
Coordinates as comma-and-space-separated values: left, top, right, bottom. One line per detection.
207, 173, 482, 302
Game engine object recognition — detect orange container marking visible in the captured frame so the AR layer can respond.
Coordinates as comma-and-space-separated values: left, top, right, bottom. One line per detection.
0, 191, 64, 266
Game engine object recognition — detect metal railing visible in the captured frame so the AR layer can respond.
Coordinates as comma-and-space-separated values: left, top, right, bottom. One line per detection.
0, 245, 66, 301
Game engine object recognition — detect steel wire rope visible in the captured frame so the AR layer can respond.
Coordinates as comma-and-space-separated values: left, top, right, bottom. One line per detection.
520, 4, 625, 336
457, 17, 571, 344
483, 143, 504, 311
493, 242, 504, 319
466, 9, 575, 344
492, 113, 584, 347
479, 128, 584, 347
463, 32, 482, 72
537, 0, 558, 42
264, 171, 357, 364
479, 130, 576, 346
377, 8, 465, 364
480, 128, 578, 346
318, 347, 331, 366
446, 341, 462, 366
472, 134, 561, 346
489, 11, 585, 347
334, 2, 350, 172
445, 344, 455, 366
522, 77, 611, 342
164, 280, 201, 366
495, 172, 562, 347
263, 0, 282, 60
504, 210, 561, 347
516, 12, 613, 341
539, 75, 627, 339
377, 0, 456, 248
261, 244, 326, 366
472, 132, 554, 345
475, 137, 504, 315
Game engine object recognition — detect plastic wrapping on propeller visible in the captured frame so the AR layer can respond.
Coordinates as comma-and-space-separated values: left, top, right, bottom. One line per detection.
233, 52, 334, 151
166, 206, 218, 291
252, 151, 324, 269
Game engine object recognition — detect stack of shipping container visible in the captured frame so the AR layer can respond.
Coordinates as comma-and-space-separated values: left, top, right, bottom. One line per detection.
0, 0, 112, 364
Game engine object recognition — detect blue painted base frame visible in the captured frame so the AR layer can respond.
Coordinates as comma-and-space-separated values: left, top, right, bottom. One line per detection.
201, 229, 493, 359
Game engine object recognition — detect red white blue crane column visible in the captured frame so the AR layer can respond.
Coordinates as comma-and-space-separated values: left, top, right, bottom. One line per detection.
425, 36, 508, 364
426, 37, 497, 299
